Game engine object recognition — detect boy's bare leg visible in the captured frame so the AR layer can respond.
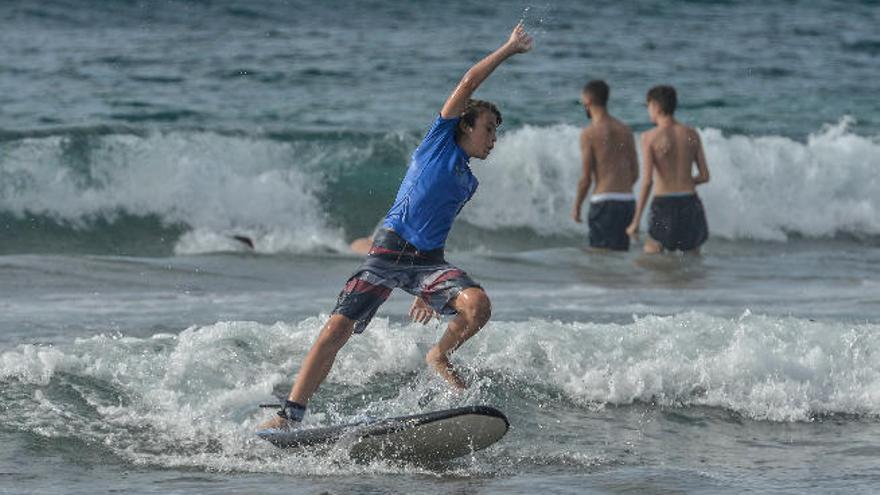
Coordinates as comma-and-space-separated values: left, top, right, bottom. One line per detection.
288, 314, 355, 403
643, 238, 663, 254
258, 314, 355, 429
425, 288, 491, 390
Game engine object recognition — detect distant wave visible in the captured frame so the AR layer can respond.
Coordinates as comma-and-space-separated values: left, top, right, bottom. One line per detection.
467, 116, 880, 242
1, 119, 878, 256
0, 130, 358, 255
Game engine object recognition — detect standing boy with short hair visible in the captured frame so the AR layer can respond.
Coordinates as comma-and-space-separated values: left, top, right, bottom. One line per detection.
571, 80, 639, 251
627, 85, 710, 254
260, 23, 533, 430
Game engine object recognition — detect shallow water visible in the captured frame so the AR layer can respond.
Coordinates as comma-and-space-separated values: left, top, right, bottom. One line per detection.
3, 0, 880, 493
3, 242, 880, 493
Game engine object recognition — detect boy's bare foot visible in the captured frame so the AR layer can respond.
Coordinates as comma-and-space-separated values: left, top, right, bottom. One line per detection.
257, 414, 299, 431
426, 348, 467, 391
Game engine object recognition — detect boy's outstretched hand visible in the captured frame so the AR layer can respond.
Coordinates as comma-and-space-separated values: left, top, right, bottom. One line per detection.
505, 22, 534, 54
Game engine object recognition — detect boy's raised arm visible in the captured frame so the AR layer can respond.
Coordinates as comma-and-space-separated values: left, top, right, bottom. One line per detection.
440, 23, 533, 119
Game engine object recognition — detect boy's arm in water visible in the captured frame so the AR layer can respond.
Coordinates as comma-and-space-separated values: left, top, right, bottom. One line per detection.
409, 297, 438, 324
572, 129, 594, 223
691, 130, 710, 185
440, 23, 533, 119
627, 131, 655, 239
628, 132, 640, 187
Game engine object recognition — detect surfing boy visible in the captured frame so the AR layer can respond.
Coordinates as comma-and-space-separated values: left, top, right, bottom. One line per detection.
626, 85, 710, 254
571, 80, 639, 251
260, 23, 533, 430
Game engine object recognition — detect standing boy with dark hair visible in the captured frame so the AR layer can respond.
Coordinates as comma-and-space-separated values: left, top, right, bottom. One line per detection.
260, 24, 533, 431
571, 80, 639, 251
626, 85, 710, 254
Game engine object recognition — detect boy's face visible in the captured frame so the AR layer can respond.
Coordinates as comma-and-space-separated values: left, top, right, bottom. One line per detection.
581, 92, 593, 119
647, 100, 660, 123
463, 111, 499, 160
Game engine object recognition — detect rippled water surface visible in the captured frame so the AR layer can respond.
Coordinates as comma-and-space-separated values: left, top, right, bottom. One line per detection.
2, 1, 880, 493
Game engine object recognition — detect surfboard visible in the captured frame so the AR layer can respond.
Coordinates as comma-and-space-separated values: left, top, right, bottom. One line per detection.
256, 405, 509, 462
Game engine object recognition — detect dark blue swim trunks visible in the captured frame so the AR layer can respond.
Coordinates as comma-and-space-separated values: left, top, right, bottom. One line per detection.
332, 229, 481, 333
648, 193, 709, 251
588, 197, 636, 251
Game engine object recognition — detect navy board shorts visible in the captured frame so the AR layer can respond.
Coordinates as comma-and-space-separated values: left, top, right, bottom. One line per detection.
588, 196, 636, 251
332, 228, 481, 333
648, 193, 709, 251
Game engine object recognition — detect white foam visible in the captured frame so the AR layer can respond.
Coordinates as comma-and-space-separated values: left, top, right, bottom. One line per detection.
466, 117, 880, 241
0, 132, 347, 254
0, 344, 67, 385
2, 312, 880, 475
465, 124, 582, 236
0, 318, 462, 473
4, 120, 877, 254
468, 311, 880, 422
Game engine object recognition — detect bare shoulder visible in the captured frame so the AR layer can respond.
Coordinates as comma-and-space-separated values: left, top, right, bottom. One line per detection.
641, 127, 657, 145
580, 126, 594, 145
682, 125, 702, 146
611, 116, 634, 135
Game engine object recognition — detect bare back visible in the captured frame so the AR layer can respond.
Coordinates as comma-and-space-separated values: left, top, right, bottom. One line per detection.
582, 116, 639, 194
642, 122, 708, 195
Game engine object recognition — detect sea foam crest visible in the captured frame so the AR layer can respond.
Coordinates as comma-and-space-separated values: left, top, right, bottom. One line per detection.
0, 132, 347, 254
470, 311, 880, 422
467, 117, 880, 241
2, 313, 878, 429
2, 119, 878, 254
2, 312, 879, 473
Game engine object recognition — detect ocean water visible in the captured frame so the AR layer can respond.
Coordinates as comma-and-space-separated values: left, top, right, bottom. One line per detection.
2, 1, 879, 493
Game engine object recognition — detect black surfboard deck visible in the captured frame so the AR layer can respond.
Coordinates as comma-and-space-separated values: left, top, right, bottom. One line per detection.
256, 405, 509, 462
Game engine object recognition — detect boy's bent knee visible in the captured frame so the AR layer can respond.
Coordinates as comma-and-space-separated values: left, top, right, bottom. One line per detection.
455, 288, 492, 328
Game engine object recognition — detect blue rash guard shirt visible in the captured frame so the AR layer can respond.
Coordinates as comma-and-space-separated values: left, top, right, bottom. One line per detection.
382, 115, 478, 251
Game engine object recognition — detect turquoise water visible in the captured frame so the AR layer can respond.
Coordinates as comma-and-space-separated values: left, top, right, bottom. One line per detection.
2, 1, 880, 493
